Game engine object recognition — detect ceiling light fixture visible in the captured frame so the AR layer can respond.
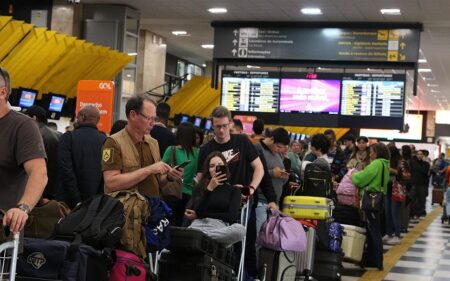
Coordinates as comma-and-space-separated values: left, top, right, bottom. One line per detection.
418, 68, 432, 73
172, 30, 188, 36
418, 59, 427, 63
127, 52, 138, 56
208, 7, 227, 14
380, 8, 401, 15
201, 44, 214, 49
427, 84, 439, 87
246, 65, 261, 69
202, 64, 206, 67
301, 8, 322, 15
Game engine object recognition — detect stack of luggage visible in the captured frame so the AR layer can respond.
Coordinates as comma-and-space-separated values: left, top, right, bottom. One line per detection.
159, 226, 235, 281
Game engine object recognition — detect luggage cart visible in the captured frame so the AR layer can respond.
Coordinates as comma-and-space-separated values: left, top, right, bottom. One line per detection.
237, 197, 251, 281
0, 233, 20, 281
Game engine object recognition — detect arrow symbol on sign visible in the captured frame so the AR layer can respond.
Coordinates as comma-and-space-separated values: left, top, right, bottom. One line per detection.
400, 42, 406, 50
233, 29, 238, 36
233, 39, 238, 46
232, 49, 237, 56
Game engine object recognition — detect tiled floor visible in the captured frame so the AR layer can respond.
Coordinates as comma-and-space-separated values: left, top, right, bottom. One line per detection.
341, 187, 445, 281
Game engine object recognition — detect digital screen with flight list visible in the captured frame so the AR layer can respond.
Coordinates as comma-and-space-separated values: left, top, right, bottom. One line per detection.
340, 73, 405, 117
221, 70, 279, 113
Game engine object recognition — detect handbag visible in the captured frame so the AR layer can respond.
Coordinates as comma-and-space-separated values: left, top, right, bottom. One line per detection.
161, 146, 183, 199
25, 199, 70, 239
361, 163, 385, 212
256, 209, 307, 252
391, 180, 406, 202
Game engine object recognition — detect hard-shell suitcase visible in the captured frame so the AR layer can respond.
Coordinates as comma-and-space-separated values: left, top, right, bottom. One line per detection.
283, 196, 333, 220
158, 252, 234, 281
295, 226, 315, 278
313, 250, 343, 281
432, 188, 444, 206
340, 224, 366, 263
169, 226, 233, 266
259, 248, 297, 281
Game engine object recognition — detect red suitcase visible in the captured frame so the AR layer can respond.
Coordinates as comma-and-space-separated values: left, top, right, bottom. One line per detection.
432, 188, 444, 206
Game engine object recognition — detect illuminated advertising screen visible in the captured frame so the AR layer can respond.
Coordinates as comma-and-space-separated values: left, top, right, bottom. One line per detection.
19, 89, 37, 108
279, 75, 341, 114
48, 95, 65, 112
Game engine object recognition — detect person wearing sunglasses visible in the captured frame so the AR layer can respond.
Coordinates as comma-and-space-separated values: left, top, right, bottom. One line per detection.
0, 67, 48, 233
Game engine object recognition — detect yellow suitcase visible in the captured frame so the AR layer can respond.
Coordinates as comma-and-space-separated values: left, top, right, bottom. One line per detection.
282, 196, 333, 220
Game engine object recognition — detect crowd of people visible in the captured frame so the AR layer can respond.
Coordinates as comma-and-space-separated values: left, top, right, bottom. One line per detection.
0, 65, 446, 279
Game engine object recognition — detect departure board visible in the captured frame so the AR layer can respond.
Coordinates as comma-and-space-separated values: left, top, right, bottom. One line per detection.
340, 74, 405, 117
221, 71, 279, 113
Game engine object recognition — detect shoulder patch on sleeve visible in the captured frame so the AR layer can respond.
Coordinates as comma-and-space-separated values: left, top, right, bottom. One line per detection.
103, 148, 113, 163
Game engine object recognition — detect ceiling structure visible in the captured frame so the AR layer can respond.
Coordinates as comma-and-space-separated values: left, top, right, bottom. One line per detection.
82, 0, 450, 112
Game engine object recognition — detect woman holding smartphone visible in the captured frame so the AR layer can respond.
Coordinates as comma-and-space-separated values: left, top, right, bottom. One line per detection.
184, 151, 246, 246
162, 122, 199, 226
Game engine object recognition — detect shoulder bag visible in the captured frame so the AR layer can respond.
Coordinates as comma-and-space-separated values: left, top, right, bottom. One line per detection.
161, 146, 183, 199
361, 162, 385, 212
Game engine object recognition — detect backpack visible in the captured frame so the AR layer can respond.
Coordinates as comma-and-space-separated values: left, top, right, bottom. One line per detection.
109, 190, 149, 258
316, 221, 343, 253
53, 194, 125, 249
302, 162, 333, 197
144, 196, 172, 253
336, 168, 359, 207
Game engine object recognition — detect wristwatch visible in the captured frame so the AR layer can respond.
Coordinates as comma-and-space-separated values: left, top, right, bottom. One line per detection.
17, 203, 31, 214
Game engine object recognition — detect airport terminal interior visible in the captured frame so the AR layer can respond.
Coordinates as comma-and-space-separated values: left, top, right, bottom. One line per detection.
2, 0, 450, 281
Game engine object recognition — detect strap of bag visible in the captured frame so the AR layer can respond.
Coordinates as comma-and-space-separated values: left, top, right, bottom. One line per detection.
365, 162, 386, 193
169, 146, 176, 167
75, 195, 103, 233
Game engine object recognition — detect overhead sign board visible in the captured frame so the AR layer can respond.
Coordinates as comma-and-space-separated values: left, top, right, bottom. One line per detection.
214, 26, 420, 62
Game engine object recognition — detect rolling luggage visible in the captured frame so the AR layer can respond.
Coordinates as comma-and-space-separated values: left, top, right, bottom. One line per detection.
432, 188, 444, 206
259, 248, 297, 281
340, 224, 366, 263
283, 196, 333, 220
169, 226, 233, 266
295, 226, 315, 278
158, 251, 234, 281
313, 250, 343, 281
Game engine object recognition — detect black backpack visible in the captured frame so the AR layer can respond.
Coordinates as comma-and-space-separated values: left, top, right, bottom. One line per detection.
54, 194, 125, 250
301, 162, 332, 197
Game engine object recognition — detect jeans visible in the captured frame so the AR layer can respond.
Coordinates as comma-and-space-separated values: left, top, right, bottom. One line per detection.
189, 218, 246, 247
365, 211, 383, 269
385, 194, 402, 237
411, 185, 427, 217
255, 202, 268, 235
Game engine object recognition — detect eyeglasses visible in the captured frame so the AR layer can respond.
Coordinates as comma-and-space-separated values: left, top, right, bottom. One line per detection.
137, 111, 156, 122
213, 123, 230, 130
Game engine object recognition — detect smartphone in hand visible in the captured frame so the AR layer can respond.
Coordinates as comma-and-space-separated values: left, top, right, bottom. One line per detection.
215, 165, 227, 175
175, 160, 191, 170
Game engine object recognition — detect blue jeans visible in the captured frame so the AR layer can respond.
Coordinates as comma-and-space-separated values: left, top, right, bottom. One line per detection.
365, 211, 383, 269
385, 194, 402, 237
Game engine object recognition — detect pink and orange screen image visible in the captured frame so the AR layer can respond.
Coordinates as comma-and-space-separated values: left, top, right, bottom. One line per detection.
279, 79, 341, 114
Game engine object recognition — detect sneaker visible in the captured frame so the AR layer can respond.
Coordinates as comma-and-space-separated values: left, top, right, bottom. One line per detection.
387, 236, 401, 245
382, 235, 392, 242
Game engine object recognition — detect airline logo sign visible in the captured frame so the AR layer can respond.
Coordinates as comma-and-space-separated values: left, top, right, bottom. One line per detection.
76, 80, 115, 133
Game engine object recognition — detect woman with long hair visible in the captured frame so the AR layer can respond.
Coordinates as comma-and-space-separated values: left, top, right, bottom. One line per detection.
352, 143, 390, 271
347, 136, 370, 171
162, 122, 199, 226
184, 151, 245, 246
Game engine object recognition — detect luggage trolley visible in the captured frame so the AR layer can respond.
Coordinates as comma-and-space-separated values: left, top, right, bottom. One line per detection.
237, 196, 252, 281
0, 233, 20, 281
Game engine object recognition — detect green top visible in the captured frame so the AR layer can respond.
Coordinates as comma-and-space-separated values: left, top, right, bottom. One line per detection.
351, 158, 390, 194
162, 146, 199, 196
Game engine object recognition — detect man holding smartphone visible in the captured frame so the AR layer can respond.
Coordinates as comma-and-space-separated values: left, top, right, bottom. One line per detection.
197, 106, 266, 279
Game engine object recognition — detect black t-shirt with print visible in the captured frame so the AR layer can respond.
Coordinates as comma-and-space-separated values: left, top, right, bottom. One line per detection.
198, 134, 259, 186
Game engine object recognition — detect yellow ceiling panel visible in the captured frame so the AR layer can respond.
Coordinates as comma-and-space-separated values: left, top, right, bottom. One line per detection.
0, 21, 33, 61
0, 16, 12, 29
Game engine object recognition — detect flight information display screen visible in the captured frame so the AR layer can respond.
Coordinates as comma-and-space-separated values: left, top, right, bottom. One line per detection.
340, 73, 405, 117
221, 70, 280, 113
